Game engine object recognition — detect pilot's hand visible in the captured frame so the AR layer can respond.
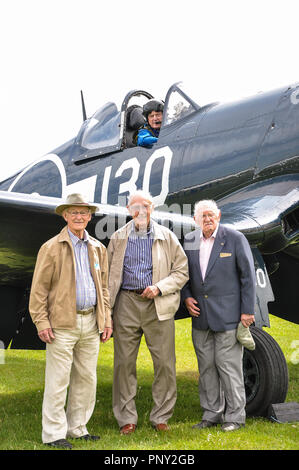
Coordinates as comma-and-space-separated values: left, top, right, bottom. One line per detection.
38, 328, 55, 344
184, 297, 200, 317
141, 285, 160, 299
240, 313, 255, 328
101, 327, 113, 343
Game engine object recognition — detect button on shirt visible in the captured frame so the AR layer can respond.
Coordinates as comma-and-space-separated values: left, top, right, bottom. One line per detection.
122, 223, 154, 290
199, 225, 219, 280
68, 229, 97, 310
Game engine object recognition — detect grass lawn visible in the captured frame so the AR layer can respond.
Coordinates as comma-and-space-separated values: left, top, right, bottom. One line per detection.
0, 314, 298, 451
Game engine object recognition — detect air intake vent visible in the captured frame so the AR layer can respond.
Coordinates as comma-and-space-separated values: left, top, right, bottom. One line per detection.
283, 208, 299, 236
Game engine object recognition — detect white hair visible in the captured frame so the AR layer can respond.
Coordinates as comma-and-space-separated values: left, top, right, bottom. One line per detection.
127, 190, 154, 207
194, 199, 220, 218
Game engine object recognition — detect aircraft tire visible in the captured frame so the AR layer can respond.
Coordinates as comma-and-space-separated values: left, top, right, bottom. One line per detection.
243, 326, 289, 417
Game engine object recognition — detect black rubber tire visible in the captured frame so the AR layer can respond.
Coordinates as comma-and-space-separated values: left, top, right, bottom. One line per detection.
243, 326, 289, 417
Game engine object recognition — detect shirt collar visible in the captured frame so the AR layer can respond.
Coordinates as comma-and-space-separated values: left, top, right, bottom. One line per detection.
68, 228, 89, 245
131, 220, 154, 237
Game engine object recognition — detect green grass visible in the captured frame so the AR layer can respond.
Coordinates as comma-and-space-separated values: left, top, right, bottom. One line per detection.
0, 315, 298, 450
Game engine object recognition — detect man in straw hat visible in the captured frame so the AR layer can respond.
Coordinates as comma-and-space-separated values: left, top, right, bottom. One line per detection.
29, 193, 112, 449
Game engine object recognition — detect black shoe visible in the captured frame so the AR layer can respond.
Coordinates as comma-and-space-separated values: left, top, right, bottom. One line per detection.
192, 420, 218, 429
76, 434, 100, 441
46, 438, 73, 449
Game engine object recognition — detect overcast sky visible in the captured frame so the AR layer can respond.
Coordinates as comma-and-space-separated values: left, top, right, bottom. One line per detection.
0, 0, 298, 181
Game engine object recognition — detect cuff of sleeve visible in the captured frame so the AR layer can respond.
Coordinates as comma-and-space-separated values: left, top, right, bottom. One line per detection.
105, 312, 113, 328
155, 282, 164, 296
35, 320, 52, 332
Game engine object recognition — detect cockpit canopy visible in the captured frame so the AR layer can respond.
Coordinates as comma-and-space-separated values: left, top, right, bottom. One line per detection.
74, 82, 200, 162
163, 82, 200, 126
78, 102, 121, 151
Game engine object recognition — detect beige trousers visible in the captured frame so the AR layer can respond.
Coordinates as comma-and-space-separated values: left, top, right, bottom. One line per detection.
113, 290, 177, 428
42, 312, 100, 443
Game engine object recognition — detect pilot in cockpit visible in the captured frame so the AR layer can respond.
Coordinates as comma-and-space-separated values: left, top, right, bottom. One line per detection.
134, 99, 164, 148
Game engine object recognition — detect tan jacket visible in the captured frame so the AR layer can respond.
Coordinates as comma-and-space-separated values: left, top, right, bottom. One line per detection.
29, 226, 112, 333
107, 220, 189, 321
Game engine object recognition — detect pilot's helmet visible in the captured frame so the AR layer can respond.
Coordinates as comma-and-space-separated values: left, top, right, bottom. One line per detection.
143, 99, 164, 120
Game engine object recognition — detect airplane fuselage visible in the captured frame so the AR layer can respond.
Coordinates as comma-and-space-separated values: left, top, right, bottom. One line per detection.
2, 84, 299, 210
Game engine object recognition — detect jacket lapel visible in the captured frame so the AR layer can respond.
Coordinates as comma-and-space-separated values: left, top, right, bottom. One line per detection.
115, 221, 132, 266
204, 224, 226, 279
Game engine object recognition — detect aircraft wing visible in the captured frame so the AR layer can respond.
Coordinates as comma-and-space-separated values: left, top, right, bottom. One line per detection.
0, 191, 66, 285
1, 177, 299, 349
0, 190, 194, 285
217, 174, 299, 254
0, 191, 66, 348
217, 174, 299, 326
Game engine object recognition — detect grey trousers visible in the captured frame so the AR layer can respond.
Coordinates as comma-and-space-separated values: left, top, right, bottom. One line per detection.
112, 290, 177, 428
192, 327, 246, 424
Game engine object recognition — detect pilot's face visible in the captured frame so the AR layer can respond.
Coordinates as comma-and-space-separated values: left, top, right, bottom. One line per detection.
147, 111, 163, 129
195, 207, 221, 238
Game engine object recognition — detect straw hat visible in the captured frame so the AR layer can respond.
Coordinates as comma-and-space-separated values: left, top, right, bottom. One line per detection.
55, 193, 99, 216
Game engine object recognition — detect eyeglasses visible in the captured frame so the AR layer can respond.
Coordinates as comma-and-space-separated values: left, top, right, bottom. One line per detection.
198, 212, 218, 220
129, 203, 152, 212
67, 210, 90, 217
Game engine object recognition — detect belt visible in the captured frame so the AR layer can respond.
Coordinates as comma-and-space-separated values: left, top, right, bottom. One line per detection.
121, 288, 144, 295
77, 306, 95, 315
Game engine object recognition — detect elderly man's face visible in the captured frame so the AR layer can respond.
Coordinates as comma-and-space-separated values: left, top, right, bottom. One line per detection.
147, 111, 163, 129
127, 195, 153, 229
195, 207, 221, 238
63, 205, 91, 235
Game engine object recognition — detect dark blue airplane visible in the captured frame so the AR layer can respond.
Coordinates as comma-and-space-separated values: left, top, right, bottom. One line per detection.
0, 81, 299, 418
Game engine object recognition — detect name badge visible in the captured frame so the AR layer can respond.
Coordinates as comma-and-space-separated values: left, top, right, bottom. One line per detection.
220, 252, 232, 258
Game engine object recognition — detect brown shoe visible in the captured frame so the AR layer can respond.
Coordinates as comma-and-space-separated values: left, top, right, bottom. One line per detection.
155, 423, 169, 431
120, 424, 136, 435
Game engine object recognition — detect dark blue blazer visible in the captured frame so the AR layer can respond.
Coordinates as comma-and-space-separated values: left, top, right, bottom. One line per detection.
182, 224, 256, 331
